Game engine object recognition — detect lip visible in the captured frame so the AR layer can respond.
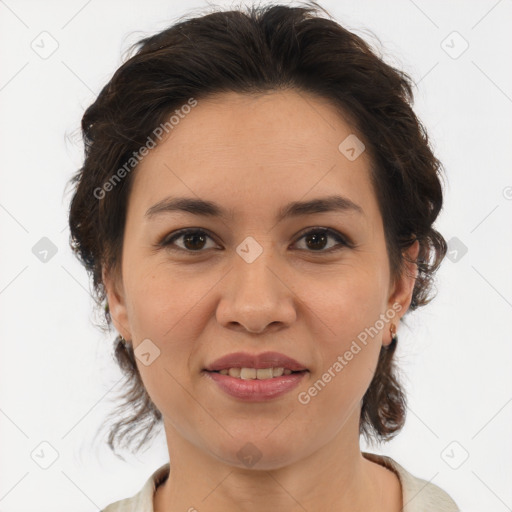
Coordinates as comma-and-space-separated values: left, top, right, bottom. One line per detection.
205, 370, 307, 401
204, 351, 308, 372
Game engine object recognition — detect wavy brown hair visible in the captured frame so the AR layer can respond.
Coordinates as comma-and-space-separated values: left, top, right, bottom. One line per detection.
67, 1, 447, 458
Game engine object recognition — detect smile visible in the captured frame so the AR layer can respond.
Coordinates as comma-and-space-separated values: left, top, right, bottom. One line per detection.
204, 369, 308, 401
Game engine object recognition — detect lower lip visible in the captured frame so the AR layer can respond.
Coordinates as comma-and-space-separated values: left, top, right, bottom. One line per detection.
204, 371, 307, 401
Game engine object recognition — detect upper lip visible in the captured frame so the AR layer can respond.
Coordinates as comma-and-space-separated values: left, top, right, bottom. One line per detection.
204, 351, 308, 372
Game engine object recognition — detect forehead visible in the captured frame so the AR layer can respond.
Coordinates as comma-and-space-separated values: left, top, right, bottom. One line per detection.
147, 89, 357, 162
128, 90, 379, 222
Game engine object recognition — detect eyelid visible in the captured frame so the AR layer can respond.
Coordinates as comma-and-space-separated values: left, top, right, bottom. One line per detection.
159, 226, 353, 253
294, 226, 353, 248
160, 227, 221, 251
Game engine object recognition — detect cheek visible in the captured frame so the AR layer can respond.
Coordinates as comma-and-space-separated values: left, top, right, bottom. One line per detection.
302, 261, 388, 396
296, 348, 377, 447
298, 279, 386, 426
303, 260, 388, 342
124, 259, 210, 342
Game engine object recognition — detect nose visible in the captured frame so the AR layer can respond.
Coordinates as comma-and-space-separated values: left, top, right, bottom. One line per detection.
215, 242, 297, 334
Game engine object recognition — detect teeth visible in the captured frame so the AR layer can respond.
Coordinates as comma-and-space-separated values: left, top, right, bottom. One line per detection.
240, 368, 257, 380
228, 368, 241, 378
256, 368, 273, 379
217, 367, 293, 379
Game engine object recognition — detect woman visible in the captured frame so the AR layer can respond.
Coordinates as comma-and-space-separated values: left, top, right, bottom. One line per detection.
67, 2, 460, 510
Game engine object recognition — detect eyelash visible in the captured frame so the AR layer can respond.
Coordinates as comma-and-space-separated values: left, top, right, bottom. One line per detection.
159, 227, 352, 254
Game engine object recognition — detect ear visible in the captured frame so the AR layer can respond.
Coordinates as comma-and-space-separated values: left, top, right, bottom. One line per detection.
102, 265, 132, 341
383, 239, 420, 346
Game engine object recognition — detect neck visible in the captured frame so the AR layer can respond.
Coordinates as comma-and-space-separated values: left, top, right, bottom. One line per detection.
154, 412, 392, 512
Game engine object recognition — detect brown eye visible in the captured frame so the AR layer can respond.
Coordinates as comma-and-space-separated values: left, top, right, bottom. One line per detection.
162, 229, 219, 252
160, 227, 350, 255
294, 228, 349, 252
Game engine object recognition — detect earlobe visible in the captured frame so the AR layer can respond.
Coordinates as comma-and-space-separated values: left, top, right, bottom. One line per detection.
384, 240, 420, 344
102, 265, 132, 341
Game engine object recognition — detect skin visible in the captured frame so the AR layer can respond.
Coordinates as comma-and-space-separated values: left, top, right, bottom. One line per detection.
103, 89, 419, 512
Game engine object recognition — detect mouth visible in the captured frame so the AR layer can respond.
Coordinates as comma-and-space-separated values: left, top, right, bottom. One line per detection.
204, 350, 309, 374
203, 368, 308, 401
205, 367, 308, 380
202, 351, 309, 401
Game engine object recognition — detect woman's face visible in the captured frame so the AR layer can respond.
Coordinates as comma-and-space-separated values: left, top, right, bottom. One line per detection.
104, 90, 418, 469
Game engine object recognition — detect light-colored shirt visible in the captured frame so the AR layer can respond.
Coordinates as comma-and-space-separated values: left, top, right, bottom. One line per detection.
101, 451, 460, 511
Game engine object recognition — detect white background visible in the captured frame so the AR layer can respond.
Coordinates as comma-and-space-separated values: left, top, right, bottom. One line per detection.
1, 0, 511, 510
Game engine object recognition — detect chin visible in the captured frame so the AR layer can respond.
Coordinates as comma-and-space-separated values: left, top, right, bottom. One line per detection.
205, 434, 307, 471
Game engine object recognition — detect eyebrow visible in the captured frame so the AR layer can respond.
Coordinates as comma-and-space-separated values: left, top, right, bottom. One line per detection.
145, 195, 364, 222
